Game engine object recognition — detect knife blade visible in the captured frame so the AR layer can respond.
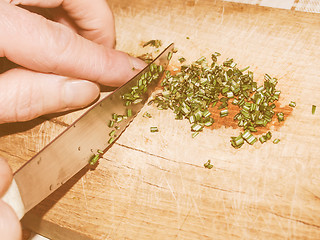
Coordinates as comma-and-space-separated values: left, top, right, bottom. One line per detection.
2, 43, 174, 219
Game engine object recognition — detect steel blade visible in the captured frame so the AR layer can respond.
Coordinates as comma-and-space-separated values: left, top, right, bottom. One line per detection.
14, 43, 174, 213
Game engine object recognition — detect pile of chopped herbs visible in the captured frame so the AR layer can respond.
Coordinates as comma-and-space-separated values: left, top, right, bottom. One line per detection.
151, 52, 286, 148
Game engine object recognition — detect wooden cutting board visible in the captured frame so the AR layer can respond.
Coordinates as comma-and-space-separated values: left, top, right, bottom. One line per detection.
1, 0, 320, 239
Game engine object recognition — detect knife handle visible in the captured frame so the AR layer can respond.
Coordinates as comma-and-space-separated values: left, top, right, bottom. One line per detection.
2, 179, 25, 220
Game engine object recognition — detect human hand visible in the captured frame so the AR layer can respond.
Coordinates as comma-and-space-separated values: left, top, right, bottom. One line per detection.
0, 0, 145, 124
0, 157, 22, 240
0, 1, 145, 239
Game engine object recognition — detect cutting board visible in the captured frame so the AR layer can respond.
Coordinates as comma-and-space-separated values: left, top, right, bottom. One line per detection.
1, 0, 320, 239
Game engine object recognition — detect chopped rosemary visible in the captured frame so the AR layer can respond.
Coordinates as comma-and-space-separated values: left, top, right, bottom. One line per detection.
204, 160, 213, 169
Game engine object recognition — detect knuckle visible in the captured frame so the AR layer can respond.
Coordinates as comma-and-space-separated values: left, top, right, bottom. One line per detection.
42, 19, 78, 72
13, 82, 37, 122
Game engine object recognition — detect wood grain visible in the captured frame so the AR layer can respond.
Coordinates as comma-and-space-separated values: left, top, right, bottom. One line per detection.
1, 0, 320, 239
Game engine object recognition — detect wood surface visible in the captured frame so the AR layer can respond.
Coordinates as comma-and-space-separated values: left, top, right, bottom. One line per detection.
1, 0, 320, 239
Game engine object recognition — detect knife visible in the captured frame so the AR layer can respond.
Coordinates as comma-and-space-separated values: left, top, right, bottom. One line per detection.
2, 43, 174, 220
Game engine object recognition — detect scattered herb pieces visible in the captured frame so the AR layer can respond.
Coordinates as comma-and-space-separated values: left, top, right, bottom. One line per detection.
289, 101, 296, 107
230, 133, 245, 149
259, 131, 272, 144
150, 127, 159, 132
178, 57, 186, 63
137, 53, 154, 63
273, 139, 280, 144
312, 105, 316, 115
108, 137, 115, 144
204, 160, 213, 169
242, 130, 257, 145
89, 154, 100, 165
142, 39, 162, 48
259, 135, 267, 144
143, 112, 152, 118
192, 132, 199, 138
103, 62, 164, 153
108, 120, 115, 128
127, 109, 132, 117
109, 130, 116, 137
167, 51, 173, 61
277, 112, 284, 122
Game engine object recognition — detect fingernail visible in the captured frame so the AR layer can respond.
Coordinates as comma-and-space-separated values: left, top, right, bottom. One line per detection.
129, 56, 147, 71
63, 80, 100, 108
10, 0, 20, 5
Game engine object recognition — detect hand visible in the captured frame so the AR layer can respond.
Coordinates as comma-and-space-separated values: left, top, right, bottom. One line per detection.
0, 157, 22, 240
0, 1, 145, 239
0, 0, 145, 124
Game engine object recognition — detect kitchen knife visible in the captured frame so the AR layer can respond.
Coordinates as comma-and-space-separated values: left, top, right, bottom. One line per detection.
2, 43, 174, 219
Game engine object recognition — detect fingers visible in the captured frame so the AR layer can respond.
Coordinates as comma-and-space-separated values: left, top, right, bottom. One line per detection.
0, 68, 100, 123
9, 0, 115, 48
0, 2, 146, 87
0, 200, 22, 240
0, 157, 13, 197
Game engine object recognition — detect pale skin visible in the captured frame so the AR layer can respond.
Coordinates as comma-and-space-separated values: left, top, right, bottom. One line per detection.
0, 0, 146, 239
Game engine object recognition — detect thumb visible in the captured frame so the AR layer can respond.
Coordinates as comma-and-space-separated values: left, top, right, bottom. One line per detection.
0, 200, 22, 240
0, 68, 100, 123
0, 157, 12, 197
0, 157, 22, 239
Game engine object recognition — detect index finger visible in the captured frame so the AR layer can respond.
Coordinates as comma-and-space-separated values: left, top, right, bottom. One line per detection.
9, 0, 116, 48
0, 2, 145, 86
